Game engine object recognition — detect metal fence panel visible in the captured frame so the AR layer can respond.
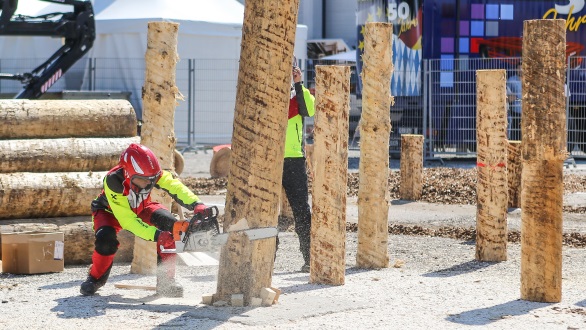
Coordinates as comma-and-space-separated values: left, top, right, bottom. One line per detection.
307, 59, 423, 154
3, 56, 586, 158
428, 57, 515, 158
568, 56, 586, 158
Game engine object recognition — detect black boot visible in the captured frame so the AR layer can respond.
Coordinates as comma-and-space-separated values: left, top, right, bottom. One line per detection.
80, 264, 112, 296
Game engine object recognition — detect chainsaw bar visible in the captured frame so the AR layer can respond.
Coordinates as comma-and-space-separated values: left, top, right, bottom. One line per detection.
162, 206, 278, 254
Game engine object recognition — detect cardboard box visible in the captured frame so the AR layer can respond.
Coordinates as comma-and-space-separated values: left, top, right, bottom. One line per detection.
1, 231, 64, 274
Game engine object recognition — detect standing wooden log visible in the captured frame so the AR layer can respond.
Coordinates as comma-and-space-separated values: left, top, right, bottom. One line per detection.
0, 100, 136, 139
520, 19, 566, 303
399, 134, 423, 200
356, 22, 393, 269
475, 69, 508, 262
0, 171, 106, 220
279, 187, 294, 221
507, 141, 522, 208
215, 0, 300, 305
0, 137, 139, 173
132, 22, 181, 275
140, 21, 179, 193
310, 65, 350, 285
0, 217, 134, 264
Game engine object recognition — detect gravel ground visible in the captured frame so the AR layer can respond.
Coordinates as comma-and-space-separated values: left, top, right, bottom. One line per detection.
2, 233, 586, 329
2, 152, 586, 329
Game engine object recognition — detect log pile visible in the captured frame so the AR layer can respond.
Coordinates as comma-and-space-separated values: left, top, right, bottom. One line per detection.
0, 99, 139, 264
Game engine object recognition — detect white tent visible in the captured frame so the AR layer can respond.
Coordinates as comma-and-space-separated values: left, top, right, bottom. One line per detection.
0, 0, 308, 146
320, 50, 357, 62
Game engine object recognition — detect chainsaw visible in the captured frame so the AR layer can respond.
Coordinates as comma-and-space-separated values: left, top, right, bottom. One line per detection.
160, 206, 278, 257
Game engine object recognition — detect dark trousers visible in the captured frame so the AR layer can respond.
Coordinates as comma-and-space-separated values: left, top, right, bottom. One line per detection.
282, 157, 312, 264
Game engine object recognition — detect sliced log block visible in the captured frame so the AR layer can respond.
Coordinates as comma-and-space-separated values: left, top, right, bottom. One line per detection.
0, 171, 106, 220
0, 99, 137, 139
0, 217, 134, 264
0, 137, 139, 173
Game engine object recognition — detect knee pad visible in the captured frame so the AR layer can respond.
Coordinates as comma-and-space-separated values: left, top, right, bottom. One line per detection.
151, 208, 176, 232
95, 226, 119, 256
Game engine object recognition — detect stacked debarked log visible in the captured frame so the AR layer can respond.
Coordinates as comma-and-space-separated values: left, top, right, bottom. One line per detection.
0, 99, 140, 265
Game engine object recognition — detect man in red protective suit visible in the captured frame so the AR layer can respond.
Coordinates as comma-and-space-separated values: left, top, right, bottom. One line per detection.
80, 143, 206, 297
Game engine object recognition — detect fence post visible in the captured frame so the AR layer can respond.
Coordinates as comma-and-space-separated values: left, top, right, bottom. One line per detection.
422, 58, 429, 158
88, 58, 93, 91
187, 59, 193, 148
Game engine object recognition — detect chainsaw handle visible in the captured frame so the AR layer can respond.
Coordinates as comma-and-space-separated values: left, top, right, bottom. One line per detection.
190, 205, 219, 222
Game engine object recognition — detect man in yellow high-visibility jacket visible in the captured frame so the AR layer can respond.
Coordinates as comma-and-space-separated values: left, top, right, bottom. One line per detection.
283, 59, 315, 272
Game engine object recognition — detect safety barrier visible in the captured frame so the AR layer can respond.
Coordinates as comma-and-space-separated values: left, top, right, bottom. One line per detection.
2, 56, 585, 157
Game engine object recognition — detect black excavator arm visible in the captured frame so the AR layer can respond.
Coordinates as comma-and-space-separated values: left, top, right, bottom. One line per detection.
0, 0, 95, 99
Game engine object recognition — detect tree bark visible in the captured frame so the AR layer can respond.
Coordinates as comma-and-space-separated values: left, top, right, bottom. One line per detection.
507, 141, 522, 208
0, 100, 136, 139
475, 69, 508, 262
133, 21, 181, 274
399, 134, 423, 200
310, 65, 350, 286
520, 19, 566, 303
0, 218, 134, 264
0, 171, 105, 220
0, 137, 139, 173
215, 0, 300, 305
357, 22, 393, 269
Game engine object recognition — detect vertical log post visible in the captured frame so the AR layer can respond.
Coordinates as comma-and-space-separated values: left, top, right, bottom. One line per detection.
214, 0, 300, 305
279, 187, 294, 222
399, 134, 424, 200
507, 141, 522, 208
131, 22, 180, 275
475, 70, 508, 262
356, 22, 393, 269
520, 19, 567, 303
310, 65, 351, 285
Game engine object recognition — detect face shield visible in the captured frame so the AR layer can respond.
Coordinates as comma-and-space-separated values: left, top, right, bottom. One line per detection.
130, 173, 159, 195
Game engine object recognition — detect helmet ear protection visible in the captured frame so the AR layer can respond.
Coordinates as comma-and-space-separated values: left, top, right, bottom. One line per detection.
119, 143, 161, 194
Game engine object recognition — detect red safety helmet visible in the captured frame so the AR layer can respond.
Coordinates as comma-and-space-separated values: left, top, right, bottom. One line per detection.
119, 143, 161, 194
